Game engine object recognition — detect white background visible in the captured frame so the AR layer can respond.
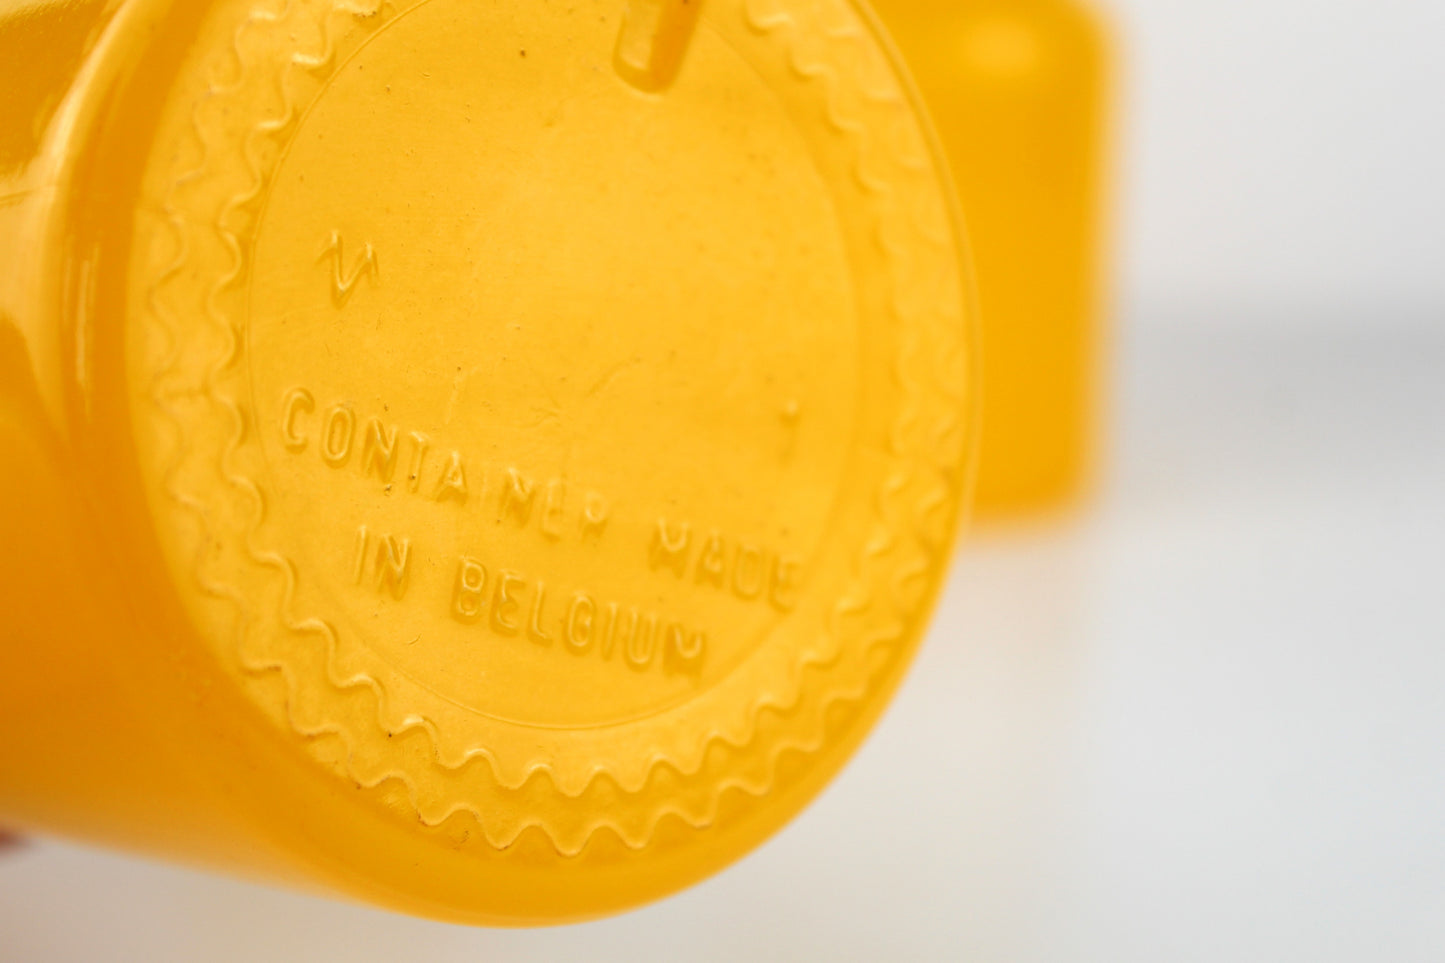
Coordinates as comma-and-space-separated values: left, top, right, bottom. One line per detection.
1109, 0, 1445, 314
3, 0, 1444, 959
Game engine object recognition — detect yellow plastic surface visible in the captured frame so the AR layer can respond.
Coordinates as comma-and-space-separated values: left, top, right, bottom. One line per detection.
874, 0, 1108, 514
0, 0, 974, 925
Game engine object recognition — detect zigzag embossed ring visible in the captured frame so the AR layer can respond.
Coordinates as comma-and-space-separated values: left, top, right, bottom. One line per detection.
0, 0, 976, 923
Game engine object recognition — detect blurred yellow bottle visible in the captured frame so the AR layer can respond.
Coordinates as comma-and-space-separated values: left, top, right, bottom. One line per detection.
0, 0, 975, 924
873, 0, 1110, 515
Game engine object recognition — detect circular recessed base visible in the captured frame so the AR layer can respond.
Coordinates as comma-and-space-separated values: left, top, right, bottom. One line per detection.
119, 0, 972, 921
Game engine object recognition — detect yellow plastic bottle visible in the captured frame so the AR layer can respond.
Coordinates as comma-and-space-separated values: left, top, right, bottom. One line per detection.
0, 0, 975, 924
873, 0, 1109, 515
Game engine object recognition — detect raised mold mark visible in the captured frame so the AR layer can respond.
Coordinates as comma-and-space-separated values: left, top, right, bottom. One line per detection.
613, 0, 703, 93
279, 388, 613, 543
450, 555, 707, 677
318, 229, 378, 306
648, 517, 802, 611
351, 524, 413, 599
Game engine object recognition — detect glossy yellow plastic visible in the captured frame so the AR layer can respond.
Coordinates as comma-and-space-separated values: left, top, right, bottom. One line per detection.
0, 0, 974, 925
874, 0, 1108, 514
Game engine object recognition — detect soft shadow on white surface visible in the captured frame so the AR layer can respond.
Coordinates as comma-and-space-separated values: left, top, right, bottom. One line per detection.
1, 317, 1442, 961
